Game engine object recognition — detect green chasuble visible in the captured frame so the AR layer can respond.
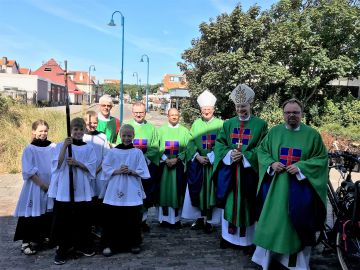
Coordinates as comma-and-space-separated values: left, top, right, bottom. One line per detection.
158, 124, 191, 209
253, 123, 328, 254
96, 116, 119, 144
213, 116, 267, 227
187, 117, 223, 215
117, 119, 160, 165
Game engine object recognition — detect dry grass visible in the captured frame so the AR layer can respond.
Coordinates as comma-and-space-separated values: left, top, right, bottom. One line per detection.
0, 99, 67, 173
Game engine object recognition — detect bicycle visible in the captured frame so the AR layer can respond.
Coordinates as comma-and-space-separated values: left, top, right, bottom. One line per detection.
318, 151, 360, 270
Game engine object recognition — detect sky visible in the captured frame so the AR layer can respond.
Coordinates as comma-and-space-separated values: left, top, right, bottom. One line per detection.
0, 0, 278, 85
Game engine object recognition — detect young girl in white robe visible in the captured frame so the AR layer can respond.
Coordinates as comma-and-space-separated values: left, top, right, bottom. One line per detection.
100, 124, 150, 256
48, 118, 97, 265
14, 120, 56, 255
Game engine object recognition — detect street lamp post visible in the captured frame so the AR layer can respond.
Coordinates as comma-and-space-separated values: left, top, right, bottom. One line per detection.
133, 72, 139, 100
140, 54, 149, 112
88, 65, 96, 104
108, 10, 125, 125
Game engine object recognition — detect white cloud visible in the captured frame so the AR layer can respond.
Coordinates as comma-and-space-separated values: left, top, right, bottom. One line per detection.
126, 34, 180, 59
25, 0, 117, 37
25, 0, 180, 59
210, 0, 237, 14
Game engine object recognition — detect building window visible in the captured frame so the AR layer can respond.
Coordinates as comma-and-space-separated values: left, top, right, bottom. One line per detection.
44, 67, 52, 72
170, 76, 182, 82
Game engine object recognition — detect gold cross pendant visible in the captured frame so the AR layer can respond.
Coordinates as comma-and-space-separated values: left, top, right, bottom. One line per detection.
237, 140, 242, 151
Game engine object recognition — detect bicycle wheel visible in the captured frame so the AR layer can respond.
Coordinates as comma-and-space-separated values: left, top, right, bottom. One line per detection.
336, 231, 360, 270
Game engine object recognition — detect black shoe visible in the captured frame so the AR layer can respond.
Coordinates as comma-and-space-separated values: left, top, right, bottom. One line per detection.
130, 246, 141, 254
203, 222, 214, 234
190, 218, 204, 230
54, 253, 66, 265
102, 247, 113, 257
141, 221, 150, 232
220, 237, 231, 249
173, 221, 182, 229
159, 221, 171, 228
243, 244, 256, 256
77, 248, 95, 257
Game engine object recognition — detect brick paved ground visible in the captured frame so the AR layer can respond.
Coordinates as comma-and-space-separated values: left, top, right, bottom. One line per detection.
0, 108, 352, 269
0, 172, 343, 270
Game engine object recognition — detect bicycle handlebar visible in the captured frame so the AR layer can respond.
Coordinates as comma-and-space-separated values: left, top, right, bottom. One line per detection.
328, 151, 360, 172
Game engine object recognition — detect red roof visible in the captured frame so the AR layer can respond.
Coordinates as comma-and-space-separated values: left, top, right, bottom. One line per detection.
104, 79, 120, 84
19, 68, 31, 74
32, 58, 80, 92
0, 59, 16, 67
70, 71, 95, 84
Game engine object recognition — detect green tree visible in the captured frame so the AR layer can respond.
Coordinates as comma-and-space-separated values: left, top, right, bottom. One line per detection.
178, 0, 360, 123
102, 83, 162, 100
102, 83, 119, 97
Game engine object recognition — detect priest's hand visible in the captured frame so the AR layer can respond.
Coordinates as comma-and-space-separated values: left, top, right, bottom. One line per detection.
231, 150, 243, 163
166, 158, 178, 168
286, 164, 299, 174
271, 162, 285, 173
196, 155, 209, 165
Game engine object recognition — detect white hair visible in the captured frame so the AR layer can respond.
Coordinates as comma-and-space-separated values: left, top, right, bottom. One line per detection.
99, 94, 113, 105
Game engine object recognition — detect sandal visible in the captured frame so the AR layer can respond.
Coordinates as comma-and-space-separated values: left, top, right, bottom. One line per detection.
21, 243, 37, 255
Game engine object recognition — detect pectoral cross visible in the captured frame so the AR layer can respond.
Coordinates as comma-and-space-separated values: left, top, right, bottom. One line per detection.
237, 140, 243, 152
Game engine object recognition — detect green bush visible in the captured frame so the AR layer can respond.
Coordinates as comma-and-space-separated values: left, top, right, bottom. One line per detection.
311, 97, 360, 127
319, 123, 360, 141
255, 94, 283, 128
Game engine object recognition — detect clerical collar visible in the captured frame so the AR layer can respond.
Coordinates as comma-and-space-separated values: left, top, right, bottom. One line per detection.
31, 139, 52, 147
133, 120, 146, 125
98, 112, 111, 122
285, 124, 300, 131
202, 117, 214, 123
87, 130, 100, 135
72, 139, 86, 146
239, 115, 251, 121
115, 143, 134, 149
168, 123, 179, 128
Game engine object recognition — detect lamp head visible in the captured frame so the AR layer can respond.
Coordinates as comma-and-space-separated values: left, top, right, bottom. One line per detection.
140, 57, 144, 62
108, 18, 116, 26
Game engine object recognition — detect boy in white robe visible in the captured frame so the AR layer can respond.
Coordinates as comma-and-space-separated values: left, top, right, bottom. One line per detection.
83, 110, 110, 198
48, 118, 97, 265
14, 120, 56, 255
83, 111, 110, 237
100, 124, 150, 256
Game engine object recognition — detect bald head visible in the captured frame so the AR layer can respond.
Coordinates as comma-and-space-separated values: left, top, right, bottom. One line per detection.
167, 108, 180, 126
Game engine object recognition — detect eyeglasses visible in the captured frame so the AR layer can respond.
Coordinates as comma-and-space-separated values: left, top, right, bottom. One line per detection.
284, 111, 301, 116
133, 112, 145, 114
100, 104, 112, 108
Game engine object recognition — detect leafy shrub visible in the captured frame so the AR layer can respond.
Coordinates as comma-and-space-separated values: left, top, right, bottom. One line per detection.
254, 93, 283, 128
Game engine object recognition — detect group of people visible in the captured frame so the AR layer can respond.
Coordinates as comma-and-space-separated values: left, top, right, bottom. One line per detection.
13, 86, 328, 269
